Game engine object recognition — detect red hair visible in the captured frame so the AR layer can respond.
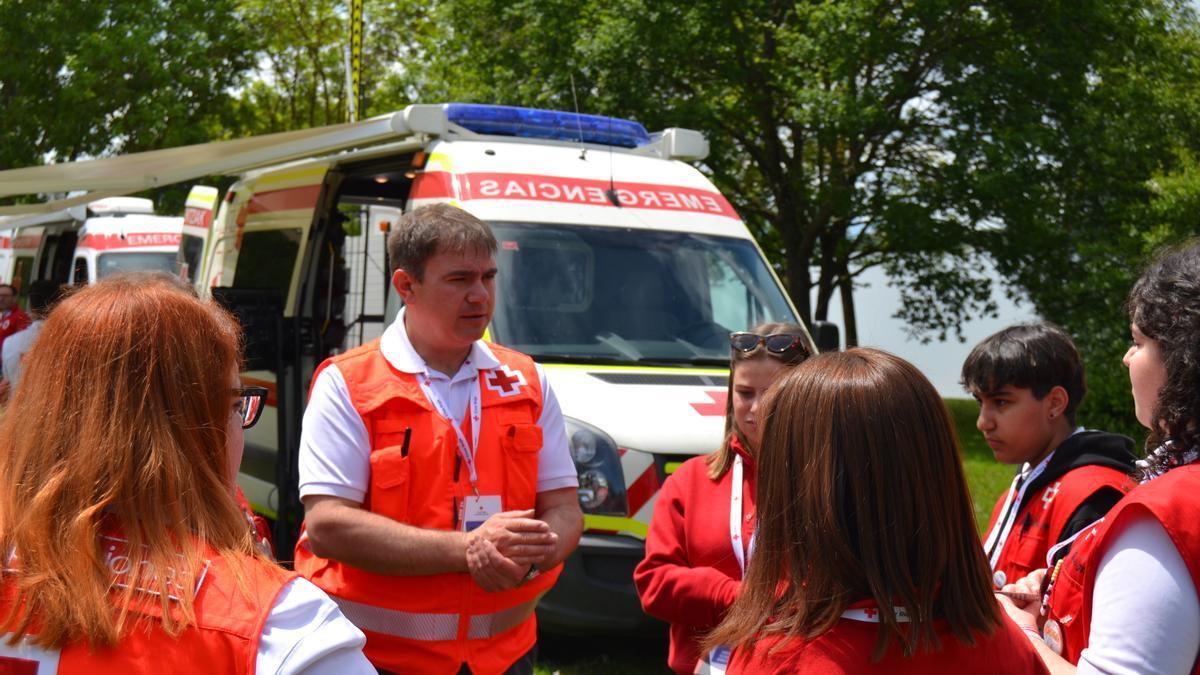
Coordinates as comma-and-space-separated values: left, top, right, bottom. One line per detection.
0, 273, 275, 647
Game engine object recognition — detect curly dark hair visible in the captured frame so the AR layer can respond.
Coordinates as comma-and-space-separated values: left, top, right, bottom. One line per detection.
1128, 238, 1200, 472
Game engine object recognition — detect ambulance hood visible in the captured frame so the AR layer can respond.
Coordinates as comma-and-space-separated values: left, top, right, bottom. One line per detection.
543, 364, 728, 456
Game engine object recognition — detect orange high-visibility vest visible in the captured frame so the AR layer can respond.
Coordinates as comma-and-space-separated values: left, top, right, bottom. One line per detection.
294, 339, 562, 675
0, 537, 294, 674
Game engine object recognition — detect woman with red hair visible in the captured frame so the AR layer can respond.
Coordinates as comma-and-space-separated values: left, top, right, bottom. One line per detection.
0, 273, 372, 673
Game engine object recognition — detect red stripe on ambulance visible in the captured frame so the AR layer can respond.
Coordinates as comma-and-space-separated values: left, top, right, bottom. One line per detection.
79, 233, 182, 251
625, 462, 660, 516
244, 185, 322, 216
413, 171, 739, 219
410, 172, 457, 200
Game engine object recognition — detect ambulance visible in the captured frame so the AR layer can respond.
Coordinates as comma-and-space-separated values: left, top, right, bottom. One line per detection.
0, 196, 199, 292
0, 104, 825, 634
66, 198, 184, 285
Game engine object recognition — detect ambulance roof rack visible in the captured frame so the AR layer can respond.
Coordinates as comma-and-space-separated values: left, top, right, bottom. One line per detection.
438, 103, 652, 148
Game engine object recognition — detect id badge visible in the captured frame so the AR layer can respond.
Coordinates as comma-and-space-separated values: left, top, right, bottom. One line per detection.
460, 495, 502, 532
694, 645, 730, 674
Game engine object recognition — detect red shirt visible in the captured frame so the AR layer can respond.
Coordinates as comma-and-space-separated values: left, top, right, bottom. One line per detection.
729, 606, 1048, 675
634, 439, 756, 674
0, 307, 30, 352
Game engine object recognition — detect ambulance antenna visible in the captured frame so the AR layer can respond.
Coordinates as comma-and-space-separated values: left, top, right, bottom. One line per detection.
570, 73, 587, 160
605, 115, 621, 208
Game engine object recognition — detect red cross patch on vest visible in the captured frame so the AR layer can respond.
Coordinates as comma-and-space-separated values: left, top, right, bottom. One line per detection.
1042, 481, 1062, 507
485, 365, 526, 397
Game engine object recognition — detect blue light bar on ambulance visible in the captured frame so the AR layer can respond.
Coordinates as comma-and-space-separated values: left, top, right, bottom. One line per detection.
443, 104, 651, 148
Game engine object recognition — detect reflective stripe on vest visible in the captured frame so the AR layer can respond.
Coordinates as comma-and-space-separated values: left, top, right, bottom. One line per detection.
332, 595, 538, 641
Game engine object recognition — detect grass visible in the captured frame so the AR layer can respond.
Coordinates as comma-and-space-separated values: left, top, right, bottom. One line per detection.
945, 397, 1015, 533
535, 398, 1012, 674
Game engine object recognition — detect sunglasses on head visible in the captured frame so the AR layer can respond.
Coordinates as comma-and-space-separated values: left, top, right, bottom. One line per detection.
232, 386, 269, 430
729, 332, 807, 355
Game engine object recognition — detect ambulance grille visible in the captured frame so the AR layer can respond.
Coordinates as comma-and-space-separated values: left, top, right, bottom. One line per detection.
588, 373, 728, 387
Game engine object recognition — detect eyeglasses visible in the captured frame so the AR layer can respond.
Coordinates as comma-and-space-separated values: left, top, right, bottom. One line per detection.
232, 386, 268, 429
730, 332, 807, 355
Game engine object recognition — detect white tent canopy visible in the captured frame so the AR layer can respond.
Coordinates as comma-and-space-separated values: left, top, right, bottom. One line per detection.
0, 106, 448, 226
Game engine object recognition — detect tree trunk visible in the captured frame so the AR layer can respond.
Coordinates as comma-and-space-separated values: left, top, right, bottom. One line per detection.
785, 244, 813, 328
839, 271, 858, 348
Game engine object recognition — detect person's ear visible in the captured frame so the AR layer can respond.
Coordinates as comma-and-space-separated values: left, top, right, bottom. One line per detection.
1045, 385, 1070, 421
392, 268, 417, 304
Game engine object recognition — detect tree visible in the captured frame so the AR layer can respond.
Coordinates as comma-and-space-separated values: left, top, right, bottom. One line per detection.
230, 0, 431, 135
406, 0, 1200, 353
0, 0, 257, 173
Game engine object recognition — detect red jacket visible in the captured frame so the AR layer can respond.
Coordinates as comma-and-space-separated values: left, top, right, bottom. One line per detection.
729, 605, 1048, 675
634, 439, 755, 675
1044, 464, 1200, 671
0, 307, 30, 352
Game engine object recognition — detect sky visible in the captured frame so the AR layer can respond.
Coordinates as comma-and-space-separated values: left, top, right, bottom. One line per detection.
815, 264, 1036, 399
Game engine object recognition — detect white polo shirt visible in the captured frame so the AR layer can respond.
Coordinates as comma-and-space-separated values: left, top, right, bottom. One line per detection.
299, 309, 578, 504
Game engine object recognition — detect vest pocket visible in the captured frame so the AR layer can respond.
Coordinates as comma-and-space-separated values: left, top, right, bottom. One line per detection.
370, 446, 411, 521
501, 424, 542, 509
1008, 526, 1050, 577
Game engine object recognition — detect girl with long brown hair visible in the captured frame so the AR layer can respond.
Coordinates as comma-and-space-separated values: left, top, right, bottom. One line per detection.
709, 348, 1046, 673
635, 322, 813, 674
0, 273, 372, 674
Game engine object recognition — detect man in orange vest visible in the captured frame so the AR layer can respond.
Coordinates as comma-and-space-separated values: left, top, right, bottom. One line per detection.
295, 204, 583, 675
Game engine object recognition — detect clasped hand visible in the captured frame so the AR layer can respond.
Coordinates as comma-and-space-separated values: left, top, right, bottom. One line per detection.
995, 568, 1048, 633
465, 509, 558, 592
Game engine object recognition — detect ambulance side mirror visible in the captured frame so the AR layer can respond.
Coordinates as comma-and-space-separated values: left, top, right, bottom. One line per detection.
811, 321, 841, 353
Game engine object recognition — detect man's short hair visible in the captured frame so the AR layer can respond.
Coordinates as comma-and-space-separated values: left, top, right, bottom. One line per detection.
960, 321, 1086, 423
26, 281, 62, 315
387, 204, 497, 280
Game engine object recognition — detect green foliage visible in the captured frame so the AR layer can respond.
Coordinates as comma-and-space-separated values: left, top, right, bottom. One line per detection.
229, 0, 431, 135
404, 0, 1200, 429
0, 0, 256, 172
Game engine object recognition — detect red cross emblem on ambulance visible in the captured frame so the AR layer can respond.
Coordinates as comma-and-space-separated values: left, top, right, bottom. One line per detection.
485, 365, 526, 397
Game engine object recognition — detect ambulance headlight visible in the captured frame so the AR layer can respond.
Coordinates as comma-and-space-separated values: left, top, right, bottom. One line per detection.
569, 428, 597, 465
564, 417, 628, 516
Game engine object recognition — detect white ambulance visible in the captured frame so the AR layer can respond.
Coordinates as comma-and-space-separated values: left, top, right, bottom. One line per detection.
0, 197, 195, 292
0, 104, 823, 634
67, 197, 185, 286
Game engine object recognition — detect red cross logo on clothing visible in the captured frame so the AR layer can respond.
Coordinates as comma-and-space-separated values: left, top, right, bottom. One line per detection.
864, 608, 878, 619
485, 365, 526, 397
1042, 481, 1062, 508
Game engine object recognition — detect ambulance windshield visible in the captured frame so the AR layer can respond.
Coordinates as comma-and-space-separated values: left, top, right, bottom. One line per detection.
97, 251, 180, 279
490, 223, 798, 365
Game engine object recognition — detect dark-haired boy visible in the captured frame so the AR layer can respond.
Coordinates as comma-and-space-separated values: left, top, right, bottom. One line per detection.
962, 322, 1136, 588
